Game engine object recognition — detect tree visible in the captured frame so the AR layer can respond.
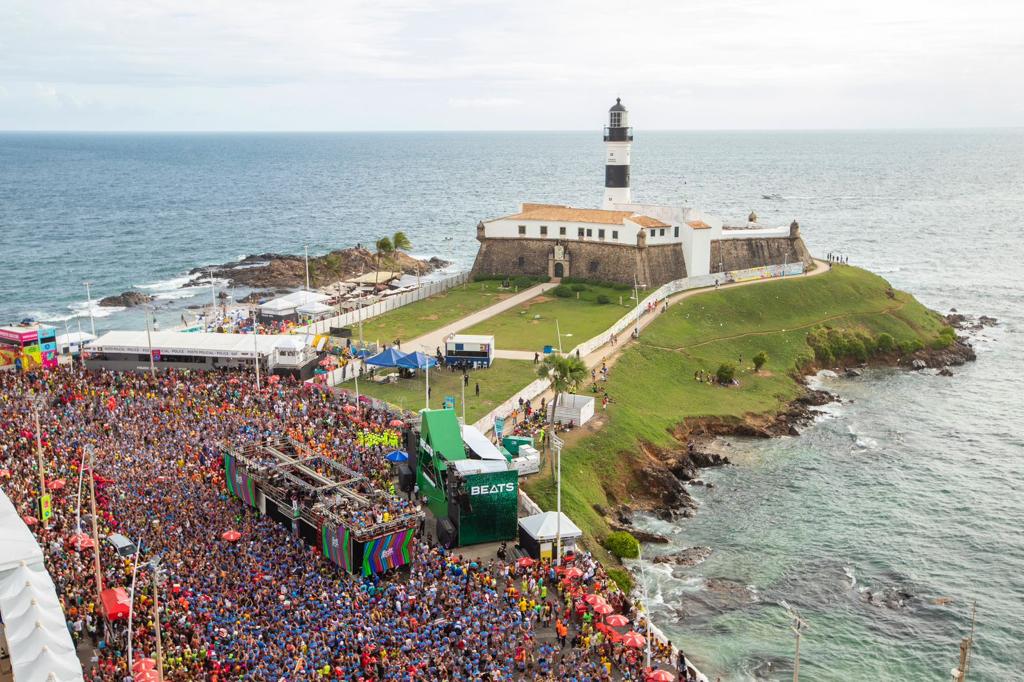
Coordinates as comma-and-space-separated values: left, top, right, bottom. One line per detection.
537, 353, 588, 472
391, 231, 412, 254
716, 362, 736, 384
374, 237, 394, 287
753, 351, 768, 372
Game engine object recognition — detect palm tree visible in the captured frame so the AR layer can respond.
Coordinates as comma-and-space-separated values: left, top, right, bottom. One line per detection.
536, 353, 588, 472
391, 231, 412, 255
374, 236, 393, 287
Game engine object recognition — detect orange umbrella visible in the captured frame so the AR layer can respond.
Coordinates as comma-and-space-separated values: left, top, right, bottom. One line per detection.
605, 614, 629, 627
67, 533, 95, 551
647, 670, 674, 682
47, 478, 66, 491
221, 530, 241, 543
622, 631, 646, 649
593, 601, 614, 615
132, 658, 156, 673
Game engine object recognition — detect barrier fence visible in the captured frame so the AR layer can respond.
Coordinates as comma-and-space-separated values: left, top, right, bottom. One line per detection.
297, 272, 471, 336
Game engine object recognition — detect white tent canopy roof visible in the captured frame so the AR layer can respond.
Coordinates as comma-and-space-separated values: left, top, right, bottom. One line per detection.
274, 336, 307, 352
296, 301, 333, 315
460, 425, 507, 461
518, 511, 583, 541
0, 490, 84, 681
260, 290, 330, 312
55, 332, 96, 346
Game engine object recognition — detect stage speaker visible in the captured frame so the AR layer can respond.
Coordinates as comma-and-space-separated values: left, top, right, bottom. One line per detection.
437, 519, 457, 549
397, 464, 414, 493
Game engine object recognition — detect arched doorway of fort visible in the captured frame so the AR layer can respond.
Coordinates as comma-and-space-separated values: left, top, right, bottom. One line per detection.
554, 262, 564, 278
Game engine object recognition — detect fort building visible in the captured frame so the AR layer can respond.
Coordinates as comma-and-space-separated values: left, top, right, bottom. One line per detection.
471, 98, 813, 287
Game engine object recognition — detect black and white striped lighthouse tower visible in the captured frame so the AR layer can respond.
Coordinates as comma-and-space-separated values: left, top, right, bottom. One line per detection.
603, 97, 632, 206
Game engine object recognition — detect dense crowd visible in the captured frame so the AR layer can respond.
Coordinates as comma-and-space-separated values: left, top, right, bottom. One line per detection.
0, 365, 697, 681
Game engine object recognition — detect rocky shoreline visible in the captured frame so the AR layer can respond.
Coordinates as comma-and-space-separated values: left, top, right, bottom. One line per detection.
188, 247, 450, 290
596, 315, 989, 537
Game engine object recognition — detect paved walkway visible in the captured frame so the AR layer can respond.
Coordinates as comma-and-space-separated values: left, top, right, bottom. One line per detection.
404, 281, 558, 356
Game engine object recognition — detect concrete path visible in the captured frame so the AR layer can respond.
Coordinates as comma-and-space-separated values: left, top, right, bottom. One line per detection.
403, 281, 558, 356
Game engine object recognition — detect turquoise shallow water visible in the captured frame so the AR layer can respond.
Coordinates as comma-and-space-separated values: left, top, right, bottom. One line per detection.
2, 130, 1023, 680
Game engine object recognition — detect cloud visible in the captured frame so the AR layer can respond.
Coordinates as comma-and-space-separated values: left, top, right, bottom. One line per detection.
448, 96, 521, 109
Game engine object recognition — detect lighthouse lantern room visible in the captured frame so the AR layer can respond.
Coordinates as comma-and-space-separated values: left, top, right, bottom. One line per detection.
603, 97, 633, 206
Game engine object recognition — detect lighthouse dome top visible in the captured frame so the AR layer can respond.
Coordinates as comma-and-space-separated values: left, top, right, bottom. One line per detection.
609, 98, 627, 113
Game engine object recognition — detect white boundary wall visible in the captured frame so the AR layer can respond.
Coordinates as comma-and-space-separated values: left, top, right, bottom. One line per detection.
296, 272, 471, 335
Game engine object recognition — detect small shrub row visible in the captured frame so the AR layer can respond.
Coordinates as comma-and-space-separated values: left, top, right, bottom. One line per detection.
807, 325, 952, 365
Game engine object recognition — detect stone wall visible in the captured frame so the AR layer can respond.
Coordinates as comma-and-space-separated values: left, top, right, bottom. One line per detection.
470, 237, 687, 287
710, 235, 813, 273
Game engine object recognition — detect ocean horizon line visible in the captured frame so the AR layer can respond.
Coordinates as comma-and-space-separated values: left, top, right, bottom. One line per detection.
1, 126, 1022, 135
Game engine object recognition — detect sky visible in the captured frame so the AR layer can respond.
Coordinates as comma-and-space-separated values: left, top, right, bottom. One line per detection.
1, 0, 1022, 131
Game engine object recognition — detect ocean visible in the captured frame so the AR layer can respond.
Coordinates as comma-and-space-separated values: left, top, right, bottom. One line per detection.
2, 130, 1023, 680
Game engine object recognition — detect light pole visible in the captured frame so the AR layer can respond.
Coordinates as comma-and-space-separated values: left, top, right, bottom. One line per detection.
126, 539, 143, 665
83, 281, 96, 337
780, 600, 808, 682
637, 544, 652, 669
30, 394, 47, 525
87, 446, 103, 608
555, 318, 563, 355
144, 306, 156, 377
552, 432, 564, 564
633, 273, 641, 338
151, 558, 166, 681
75, 446, 88, 535
252, 314, 261, 392
209, 268, 217, 331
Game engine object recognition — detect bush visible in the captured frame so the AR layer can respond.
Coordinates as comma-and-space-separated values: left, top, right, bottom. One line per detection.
606, 567, 634, 593
552, 285, 572, 298
603, 531, 640, 559
512, 276, 538, 290
570, 283, 587, 292
752, 351, 768, 371
930, 326, 957, 349
899, 339, 924, 354
716, 362, 736, 384
876, 333, 897, 353
596, 294, 611, 305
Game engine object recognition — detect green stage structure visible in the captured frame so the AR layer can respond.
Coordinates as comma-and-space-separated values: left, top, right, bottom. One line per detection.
415, 408, 519, 546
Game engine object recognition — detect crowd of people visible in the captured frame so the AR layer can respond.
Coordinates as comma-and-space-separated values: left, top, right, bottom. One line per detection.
0, 364, 698, 680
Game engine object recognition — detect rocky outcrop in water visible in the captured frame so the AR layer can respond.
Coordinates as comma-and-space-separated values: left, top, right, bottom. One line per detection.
652, 546, 712, 567
99, 291, 153, 307
190, 248, 450, 289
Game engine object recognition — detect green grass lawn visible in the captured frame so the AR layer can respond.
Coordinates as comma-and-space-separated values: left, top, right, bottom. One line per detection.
354, 281, 539, 344
462, 283, 634, 353
356, 359, 539, 424
524, 266, 950, 550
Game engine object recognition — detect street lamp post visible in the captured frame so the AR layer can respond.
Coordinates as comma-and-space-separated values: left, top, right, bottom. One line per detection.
126, 540, 143, 665
150, 558, 166, 681
144, 306, 156, 377
633, 273, 641, 339
779, 601, 809, 682
87, 446, 103, 608
83, 280, 96, 337
30, 395, 47, 523
637, 544, 652, 669
552, 432, 564, 564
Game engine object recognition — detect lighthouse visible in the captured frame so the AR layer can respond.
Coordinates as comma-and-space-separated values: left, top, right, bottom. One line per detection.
603, 97, 632, 206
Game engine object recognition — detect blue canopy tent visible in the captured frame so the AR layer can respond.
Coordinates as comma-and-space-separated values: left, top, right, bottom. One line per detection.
396, 351, 438, 370
364, 347, 408, 367
392, 350, 438, 409
385, 450, 409, 463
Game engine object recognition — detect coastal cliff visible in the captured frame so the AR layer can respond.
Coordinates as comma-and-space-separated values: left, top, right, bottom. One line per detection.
522, 265, 978, 565
191, 248, 450, 289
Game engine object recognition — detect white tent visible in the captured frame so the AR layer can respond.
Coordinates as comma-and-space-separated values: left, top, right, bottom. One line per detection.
55, 332, 95, 354
518, 511, 583, 541
296, 301, 333, 316
460, 425, 507, 462
0, 491, 84, 682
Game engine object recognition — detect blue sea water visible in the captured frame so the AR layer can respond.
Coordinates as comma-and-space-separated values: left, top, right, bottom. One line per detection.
2, 130, 1023, 679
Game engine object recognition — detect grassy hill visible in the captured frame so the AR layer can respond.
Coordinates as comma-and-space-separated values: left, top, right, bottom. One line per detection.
523, 266, 951, 561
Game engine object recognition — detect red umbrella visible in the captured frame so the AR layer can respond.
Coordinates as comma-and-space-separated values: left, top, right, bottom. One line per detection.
343, 404, 357, 413
67, 533, 95, 551
22, 515, 38, 526
389, 419, 404, 428
0, 468, 11, 478
132, 658, 156, 673
605, 614, 629, 628
47, 478, 66, 491
606, 629, 623, 643
563, 566, 583, 579
622, 631, 646, 649
593, 602, 614, 615
135, 670, 160, 682
221, 530, 241, 543
647, 670, 675, 682
516, 557, 536, 568
583, 593, 605, 606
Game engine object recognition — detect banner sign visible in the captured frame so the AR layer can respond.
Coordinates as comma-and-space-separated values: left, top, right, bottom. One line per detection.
223, 452, 258, 507
321, 524, 353, 573
457, 469, 518, 546
40, 494, 52, 522
357, 430, 400, 448
361, 528, 416, 576
494, 417, 506, 439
